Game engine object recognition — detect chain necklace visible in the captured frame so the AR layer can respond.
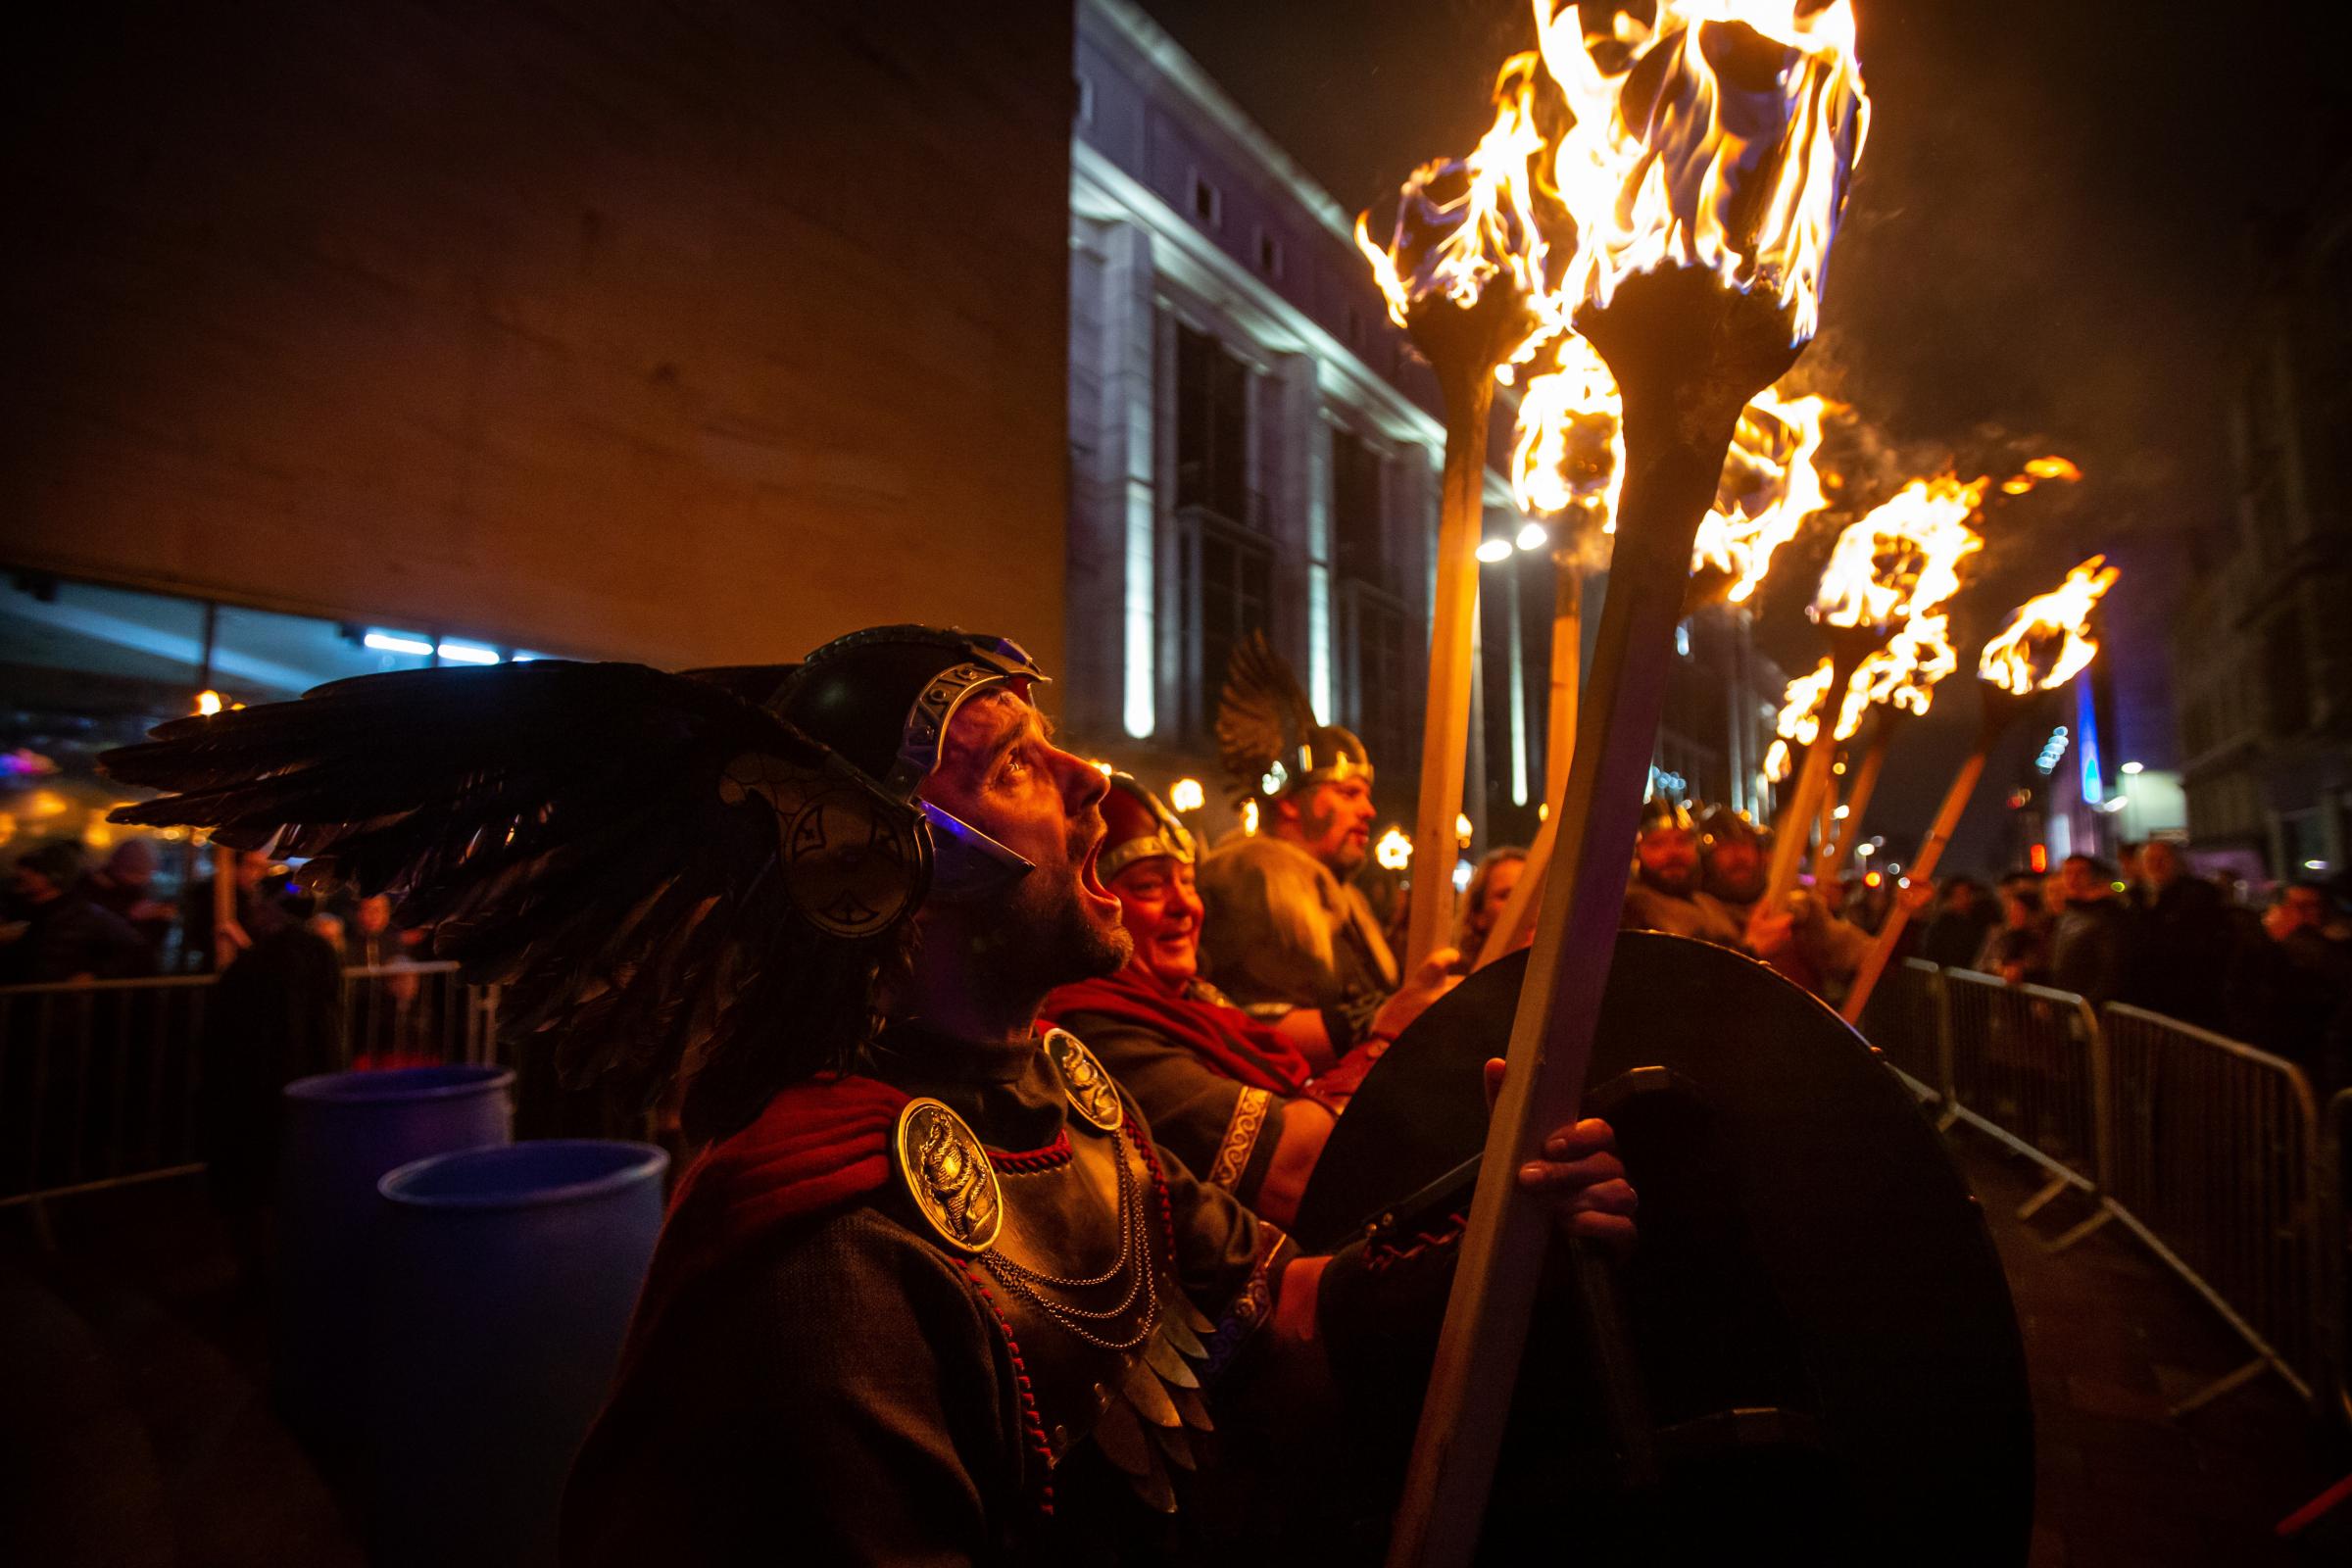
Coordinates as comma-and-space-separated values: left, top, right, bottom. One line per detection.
981, 1139, 1159, 1351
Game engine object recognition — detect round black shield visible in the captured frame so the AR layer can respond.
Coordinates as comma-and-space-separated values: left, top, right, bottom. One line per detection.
1296, 931, 2033, 1565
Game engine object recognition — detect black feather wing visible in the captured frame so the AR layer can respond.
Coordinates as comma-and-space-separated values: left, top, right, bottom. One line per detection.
1213, 630, 1313, 802
104, 662, 889, 1107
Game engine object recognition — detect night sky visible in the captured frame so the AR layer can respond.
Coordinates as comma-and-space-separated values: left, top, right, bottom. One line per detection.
1139, 0, 2346, 868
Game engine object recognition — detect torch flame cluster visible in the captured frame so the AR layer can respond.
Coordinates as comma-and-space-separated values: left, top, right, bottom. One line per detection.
1360, 1, 1869, 595
1809, 474, 1987, 632
1979, 555, 2120, 695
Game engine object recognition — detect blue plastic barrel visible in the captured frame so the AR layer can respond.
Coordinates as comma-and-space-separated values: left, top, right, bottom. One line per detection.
368, 1139, 669, 1568
274, 1064, 514, 1446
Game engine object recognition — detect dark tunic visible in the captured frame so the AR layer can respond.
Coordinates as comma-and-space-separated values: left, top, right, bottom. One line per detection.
561, 1027, 1296, 1567
1196, 837, 1397, 1045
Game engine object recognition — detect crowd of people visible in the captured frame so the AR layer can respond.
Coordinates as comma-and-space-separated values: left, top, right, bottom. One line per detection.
1596, 803, 2352, 1092
0, 837, 429, 985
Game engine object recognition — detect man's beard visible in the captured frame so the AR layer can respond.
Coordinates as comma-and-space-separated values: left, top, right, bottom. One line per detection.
1705, 862, 1764, 906
969, 862, 1132, 1014
1639, 861, 1698, 898
1300, 800, 1366, 879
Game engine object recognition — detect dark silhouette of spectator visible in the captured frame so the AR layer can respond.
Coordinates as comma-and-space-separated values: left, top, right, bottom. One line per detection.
2123, 840, 2233, 1028
2228, 881, 2352, 1085
2048, 855, 2131, 1007
75, 837, 178, 961
2117, 841, 2148, 912
198, 892, 347, 1277
0, 841, 154, 985
1920, 877, 1996, 970
1975, 873, 2050, 983
180, 848, 293, 970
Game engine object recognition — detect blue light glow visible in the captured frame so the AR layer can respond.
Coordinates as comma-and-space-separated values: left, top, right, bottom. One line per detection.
2075, 678, 2104, 806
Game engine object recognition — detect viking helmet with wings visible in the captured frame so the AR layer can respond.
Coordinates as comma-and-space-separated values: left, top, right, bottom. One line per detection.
102, 626, 1046, 1138
1213, 630, 1373, 807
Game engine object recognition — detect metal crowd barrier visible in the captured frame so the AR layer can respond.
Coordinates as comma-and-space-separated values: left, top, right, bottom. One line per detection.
341, 960, 500, 1069
2328, 1089, 2352, 1428
0, 962, 500, 1213
1939, 969, 2113, 1247
1862, 956, 1946, 1102
2101, 1004, 2327, 1413
0, 974, 214, 1207
1856, 962, 2341, 1419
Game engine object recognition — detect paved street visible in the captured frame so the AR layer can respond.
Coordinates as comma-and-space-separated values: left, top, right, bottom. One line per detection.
6, 1131, 2350, 1564
1945, 1129, 2351, 1566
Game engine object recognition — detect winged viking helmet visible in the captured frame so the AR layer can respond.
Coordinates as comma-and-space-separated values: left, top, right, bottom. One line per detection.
99, 625, 1049, 1136
1213, 630, 1373, 807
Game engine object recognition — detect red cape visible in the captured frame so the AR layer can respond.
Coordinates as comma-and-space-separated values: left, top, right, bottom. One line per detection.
616, 1072, 909, 1378
1042, 962, 1316, 1096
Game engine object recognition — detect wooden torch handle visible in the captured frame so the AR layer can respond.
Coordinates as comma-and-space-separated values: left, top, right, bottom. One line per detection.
1385, 393, 1734, 1568
1839, 745, 1987, 1024
1405, 369, 1499, 970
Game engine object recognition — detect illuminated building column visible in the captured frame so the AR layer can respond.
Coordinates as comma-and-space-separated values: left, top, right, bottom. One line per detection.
1274, 353, 1333, 721
1100, 221, 1160, 740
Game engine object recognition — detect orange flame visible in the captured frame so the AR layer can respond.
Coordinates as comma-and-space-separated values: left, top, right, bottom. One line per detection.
1695, 388, 1837, 601
1999, 454, 2085, 496
1363, 3, 1869, 573
1979, 556, 2120, 695
1851, 611, 1960, 723
1532, 1, 1870, 343
1768, 658, 1838, 781
1355, 53, 1551, 328
1509, 334, 1624, 529
1810, 475, 1986, 632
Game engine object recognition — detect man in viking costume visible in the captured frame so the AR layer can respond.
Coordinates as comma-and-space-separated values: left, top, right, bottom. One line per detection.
1698, 805, 1872, 1000
1041, 775, 1446, 1228
1196, 632, 1452, 1054
1620, 796, 1747, 947
103, 624, 1634, 1564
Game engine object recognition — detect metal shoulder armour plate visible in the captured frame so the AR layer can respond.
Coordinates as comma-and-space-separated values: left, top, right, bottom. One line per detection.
1042, 1029, 1125, 1133
893, 1099, 1004, 1253
1293, 930, 2034, 1564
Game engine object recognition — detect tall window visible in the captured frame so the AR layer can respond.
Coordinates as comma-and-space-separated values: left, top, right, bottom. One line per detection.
1176, 510, 1274, 741
1175, 323, 1251, 525
1330, 427, 1389, 591
1337, 578, 1412, 773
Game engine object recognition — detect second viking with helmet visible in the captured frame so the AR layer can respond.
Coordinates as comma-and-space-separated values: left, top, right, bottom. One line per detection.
1194, 631, 1440, 1054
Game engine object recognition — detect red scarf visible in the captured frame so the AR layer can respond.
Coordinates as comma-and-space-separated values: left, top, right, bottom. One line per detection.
1042, 962, 1316, 1096
616, 1072, 909, 1378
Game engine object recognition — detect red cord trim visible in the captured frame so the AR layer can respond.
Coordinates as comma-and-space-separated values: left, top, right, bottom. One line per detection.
962, 1263, 1057, 1516
986, 1130, 1072, 1174
1366, 1210, 1469, 1273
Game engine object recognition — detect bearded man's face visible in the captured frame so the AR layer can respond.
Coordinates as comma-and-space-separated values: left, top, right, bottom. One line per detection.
919, 691, 1132, 993
1703, 835, 1763, 904
1636, 826, 1700, 897
1278, 776, 1377, 878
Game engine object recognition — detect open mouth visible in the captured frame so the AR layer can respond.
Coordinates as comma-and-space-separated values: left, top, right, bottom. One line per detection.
1077, 830, 1117, 909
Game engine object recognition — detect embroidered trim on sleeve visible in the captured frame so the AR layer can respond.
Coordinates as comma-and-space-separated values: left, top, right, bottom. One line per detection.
1205, 1087, 1273, 1190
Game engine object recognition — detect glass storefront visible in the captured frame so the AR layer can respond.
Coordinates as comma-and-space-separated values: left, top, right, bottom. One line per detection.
1, 569, 548, 950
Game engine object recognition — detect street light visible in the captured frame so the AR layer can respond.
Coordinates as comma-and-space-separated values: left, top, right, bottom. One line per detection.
2121, 760, 2144, 775
1515, 520, 1549, 552
1475, 538, 1513, 564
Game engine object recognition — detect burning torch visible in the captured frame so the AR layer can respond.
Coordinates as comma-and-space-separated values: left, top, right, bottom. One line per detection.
1373, 6, 1871, 1563
1810, 458, 2082, 880
1761, 476, 1985, 909
1475, 371, 1836, 970
1357, 58, 1548, 969
1839, 556, 2121, 1023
